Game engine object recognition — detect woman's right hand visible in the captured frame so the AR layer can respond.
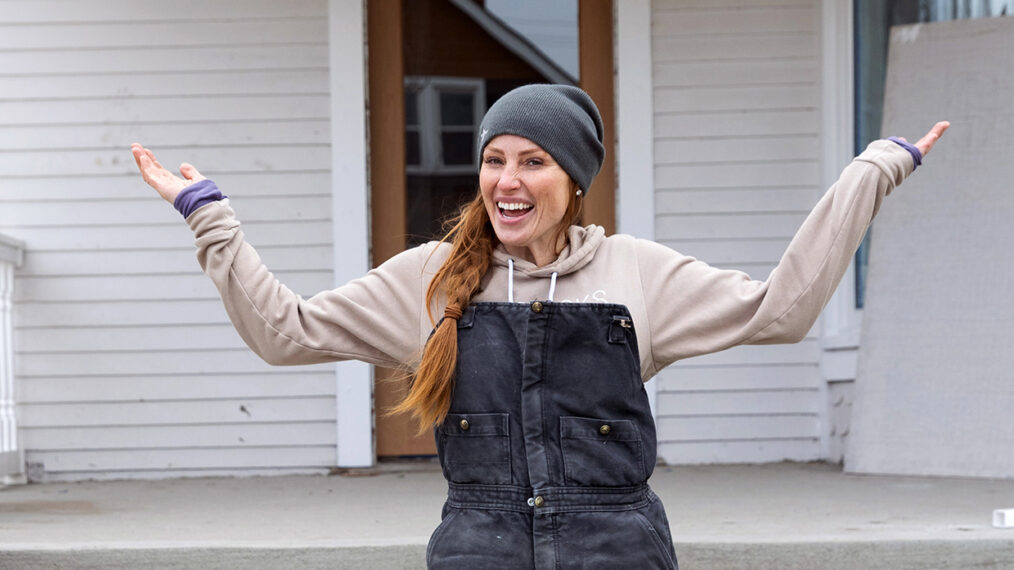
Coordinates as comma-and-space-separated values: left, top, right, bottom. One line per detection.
131, 143, 206, 204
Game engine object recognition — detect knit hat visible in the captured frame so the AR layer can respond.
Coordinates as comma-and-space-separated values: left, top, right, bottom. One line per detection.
477, 84, 605, 192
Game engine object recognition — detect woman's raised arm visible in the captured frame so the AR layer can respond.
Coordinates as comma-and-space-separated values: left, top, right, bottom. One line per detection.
130, 144, 433, 370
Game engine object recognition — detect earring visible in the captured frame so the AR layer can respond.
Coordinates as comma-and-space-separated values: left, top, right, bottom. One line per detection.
576, 189, 583, 197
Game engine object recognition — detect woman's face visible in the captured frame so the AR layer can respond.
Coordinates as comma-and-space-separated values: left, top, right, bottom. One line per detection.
479, 135, 573, 267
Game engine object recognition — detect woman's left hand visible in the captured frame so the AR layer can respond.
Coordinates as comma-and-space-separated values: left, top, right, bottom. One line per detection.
897, 121, 950, 157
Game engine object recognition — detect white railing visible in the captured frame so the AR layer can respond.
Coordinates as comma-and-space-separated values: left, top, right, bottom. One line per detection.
0, 233, 24, 483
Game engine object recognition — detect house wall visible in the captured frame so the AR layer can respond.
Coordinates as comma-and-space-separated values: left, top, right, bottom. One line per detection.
650, 0, 826, 463
0, 0, 337, 480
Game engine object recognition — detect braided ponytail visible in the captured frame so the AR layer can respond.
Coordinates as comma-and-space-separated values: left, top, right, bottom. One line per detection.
390, 193, 494, 433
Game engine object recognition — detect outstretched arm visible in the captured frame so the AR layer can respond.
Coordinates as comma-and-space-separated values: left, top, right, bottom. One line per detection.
641, 123, 948, 373
129, 144, 431, 369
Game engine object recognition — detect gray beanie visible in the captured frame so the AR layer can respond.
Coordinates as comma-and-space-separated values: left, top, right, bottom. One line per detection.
476, 84, 605, 192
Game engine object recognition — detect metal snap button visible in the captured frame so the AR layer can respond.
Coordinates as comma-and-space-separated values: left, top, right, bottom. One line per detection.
527, 497, 535, 507
533, 496, 545, 508
459, 418, 470, 431
531, 301, 543, 313
599, 424, 611, 436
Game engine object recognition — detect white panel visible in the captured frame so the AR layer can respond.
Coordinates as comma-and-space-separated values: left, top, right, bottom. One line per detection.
14, 271, 328, 302
0, 122, 331, 154
652, 7, 816, 35
655, 162, 819, 191
655, 111, 819, 139
651, 0, 823, 464
657, 212, 810, 240
26, 446, 336, 472
19, 245, 332, 277
659, 439, 821, 464
6, 219, 332, 251
849, 18, 1014, 478
16, 349, 334, 378
656, 187, 819, 214
0, 0, 327, 22
654, 34, 817, 62
658, 415, 820, 442
657, 364, 818, 392
655, 137, 819, 164
20, 373, 335, 403
657, 389, 820, 416
0, 20, 327, 50
23, 422, 337, 450
19, 397, 336, 427
0, 0, 338, 480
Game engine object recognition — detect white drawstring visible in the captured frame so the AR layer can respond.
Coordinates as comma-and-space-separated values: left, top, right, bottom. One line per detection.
508, 258, 515, 303
507, 258, 558, 303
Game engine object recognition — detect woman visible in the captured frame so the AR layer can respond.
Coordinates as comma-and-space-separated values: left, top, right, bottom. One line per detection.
133, 84, 948, 569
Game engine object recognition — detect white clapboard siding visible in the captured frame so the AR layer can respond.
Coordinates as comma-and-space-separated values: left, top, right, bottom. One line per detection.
651, 0, 824, 464
0, 0, 339, 480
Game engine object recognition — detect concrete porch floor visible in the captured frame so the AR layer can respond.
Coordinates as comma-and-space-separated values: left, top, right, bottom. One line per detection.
2, 462, 1013, 569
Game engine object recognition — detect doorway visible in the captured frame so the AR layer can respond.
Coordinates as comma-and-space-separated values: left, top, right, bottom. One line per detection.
367, 0, 615, 457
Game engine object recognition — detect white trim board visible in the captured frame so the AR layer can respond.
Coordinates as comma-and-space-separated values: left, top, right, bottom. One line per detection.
330, 0, 373, 468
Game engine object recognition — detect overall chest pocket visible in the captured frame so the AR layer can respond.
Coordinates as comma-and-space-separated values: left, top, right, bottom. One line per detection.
437, 413, 511, 485
560, 416, 646, 487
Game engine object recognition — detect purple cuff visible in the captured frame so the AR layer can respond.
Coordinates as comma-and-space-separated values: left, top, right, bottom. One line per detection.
173, 179, 226, 218
887, 137, 922, 170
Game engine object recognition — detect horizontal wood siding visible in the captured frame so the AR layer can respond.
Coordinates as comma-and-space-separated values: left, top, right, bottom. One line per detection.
651, 0, 823, 464
0, 0, 336, 480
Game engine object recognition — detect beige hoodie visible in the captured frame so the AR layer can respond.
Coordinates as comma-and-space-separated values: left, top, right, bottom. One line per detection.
187, 140, 913, 380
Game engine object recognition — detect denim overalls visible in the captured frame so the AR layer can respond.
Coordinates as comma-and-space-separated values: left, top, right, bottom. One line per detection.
426, 299, 679, 569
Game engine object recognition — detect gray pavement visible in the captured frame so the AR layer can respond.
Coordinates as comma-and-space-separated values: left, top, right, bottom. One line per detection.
2, 462, 1014, 569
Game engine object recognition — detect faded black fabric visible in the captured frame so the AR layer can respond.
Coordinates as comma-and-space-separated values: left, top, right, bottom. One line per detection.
427, 302, 678, 569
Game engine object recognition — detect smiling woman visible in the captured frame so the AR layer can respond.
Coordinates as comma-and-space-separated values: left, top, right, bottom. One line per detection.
132, 81, 946, 568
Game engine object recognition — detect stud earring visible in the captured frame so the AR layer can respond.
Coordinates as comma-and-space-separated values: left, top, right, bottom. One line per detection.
576, 189, 583, 197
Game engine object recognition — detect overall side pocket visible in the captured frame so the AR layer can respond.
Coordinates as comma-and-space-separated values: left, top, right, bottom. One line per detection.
560, 416, 646, 486
437, 412, 511, 484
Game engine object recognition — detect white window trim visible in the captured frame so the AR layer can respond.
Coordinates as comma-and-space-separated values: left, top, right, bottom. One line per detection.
820, 0, 861, 351
405, 76, 485, 175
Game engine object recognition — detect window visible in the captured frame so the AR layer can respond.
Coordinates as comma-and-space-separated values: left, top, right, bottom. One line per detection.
404, 77, 485, 175
852, 0, 1013, 308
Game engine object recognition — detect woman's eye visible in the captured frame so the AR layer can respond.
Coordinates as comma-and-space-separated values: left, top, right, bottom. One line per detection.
525, 158, 543, 166
483, 156, 503, 165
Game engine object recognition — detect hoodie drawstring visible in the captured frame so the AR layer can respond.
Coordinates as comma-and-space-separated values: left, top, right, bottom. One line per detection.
508, 258, 515, 303
507, 258, 558, 303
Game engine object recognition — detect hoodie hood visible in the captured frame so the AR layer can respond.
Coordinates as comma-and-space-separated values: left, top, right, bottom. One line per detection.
490, 224, 606, 278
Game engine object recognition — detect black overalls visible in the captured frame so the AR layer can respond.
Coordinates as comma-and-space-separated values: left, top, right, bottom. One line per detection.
426, 300, 679, 569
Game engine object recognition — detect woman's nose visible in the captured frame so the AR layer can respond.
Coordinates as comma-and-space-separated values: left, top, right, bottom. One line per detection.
496, 167, 522, 191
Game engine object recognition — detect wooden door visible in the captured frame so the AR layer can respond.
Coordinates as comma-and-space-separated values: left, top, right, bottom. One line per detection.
368, 0, 615, 457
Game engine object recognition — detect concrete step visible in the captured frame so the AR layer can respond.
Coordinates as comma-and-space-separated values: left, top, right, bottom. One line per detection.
3, 540, 1014, 569
3, 463, 1014, 569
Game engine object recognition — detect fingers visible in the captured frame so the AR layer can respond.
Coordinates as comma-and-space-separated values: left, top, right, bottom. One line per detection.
914, 121, 950, 157
179, 162, 206, 184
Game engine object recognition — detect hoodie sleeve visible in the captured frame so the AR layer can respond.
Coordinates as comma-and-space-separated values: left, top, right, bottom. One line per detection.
639, 139, 915, 375
186, 199, 432, 368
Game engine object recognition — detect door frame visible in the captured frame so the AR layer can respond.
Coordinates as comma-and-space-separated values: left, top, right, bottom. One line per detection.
364, 0, 619, 458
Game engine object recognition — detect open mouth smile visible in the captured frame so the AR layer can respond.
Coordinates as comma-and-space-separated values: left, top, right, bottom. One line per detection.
497, 201, 533, 219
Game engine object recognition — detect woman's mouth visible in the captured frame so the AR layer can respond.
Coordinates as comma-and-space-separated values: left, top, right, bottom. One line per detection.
497, 201, 533, 219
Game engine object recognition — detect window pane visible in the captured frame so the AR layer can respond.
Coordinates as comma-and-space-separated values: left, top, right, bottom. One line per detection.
405, 89, 419, 126
406, 131, 421, 166
440, 92, 474, 126
441, 132, 474, 165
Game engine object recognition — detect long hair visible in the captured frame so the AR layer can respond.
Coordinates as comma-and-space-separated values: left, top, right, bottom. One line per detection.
392, 185, 584, 433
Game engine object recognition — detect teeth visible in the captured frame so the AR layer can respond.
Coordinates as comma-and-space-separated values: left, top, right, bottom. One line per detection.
498, 202, 533, 211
